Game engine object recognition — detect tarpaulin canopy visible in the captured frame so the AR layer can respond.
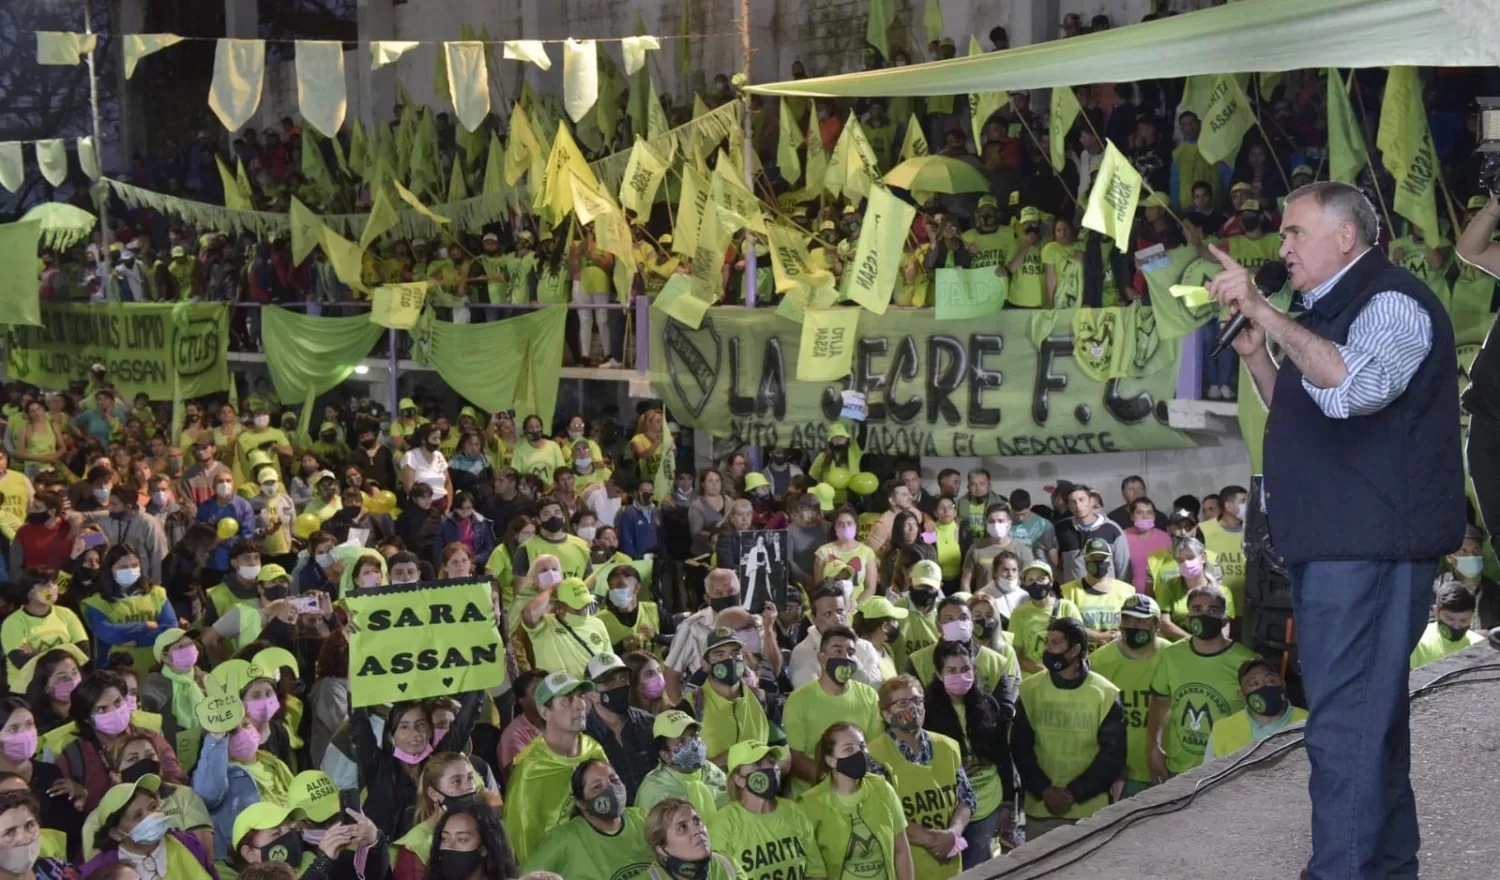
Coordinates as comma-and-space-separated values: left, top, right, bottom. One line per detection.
746, 0, 1500, 98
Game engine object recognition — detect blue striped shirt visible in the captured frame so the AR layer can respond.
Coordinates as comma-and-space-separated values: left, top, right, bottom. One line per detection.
1298, 249, 1434, 419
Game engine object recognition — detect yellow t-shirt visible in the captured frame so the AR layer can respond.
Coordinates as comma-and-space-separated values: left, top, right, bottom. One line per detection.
524, 612, 613, 678
781, 679, 883, 797
0, 470, 34, 525
1060, 578, 1138, 638
1197, 520, 1246, 612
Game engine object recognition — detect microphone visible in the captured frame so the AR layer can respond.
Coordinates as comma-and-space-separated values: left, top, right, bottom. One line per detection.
1211, 262, 1290, 358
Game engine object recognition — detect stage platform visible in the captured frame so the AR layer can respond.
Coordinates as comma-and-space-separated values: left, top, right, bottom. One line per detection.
973, 642, 1500, 880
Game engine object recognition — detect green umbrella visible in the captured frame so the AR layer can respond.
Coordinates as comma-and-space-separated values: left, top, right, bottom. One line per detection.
20, 202, 97, 251
883, 155, 990, 194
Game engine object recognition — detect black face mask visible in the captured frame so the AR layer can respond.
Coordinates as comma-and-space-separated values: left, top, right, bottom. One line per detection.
1437, 621, 1470, 642
660, 852, 712, 879
261, 830, 303, 865
423, 441, 440, 452
1086, 559, 1111, 579
708, 595, 739, 613
587, 782, 626, 821
909, 588, 936, 608
442, 791, 477, 811
121, 759, 161, 784
885, 621, 902, 642
526, 429, 543, 441
708, 657, 744, 686
26, 512, 49, 525
1241, 215, 1263, 233
362, 437, 378, 449
1123, 628, 1155, 649
824, 657, 856, 685
542, 516, 566, 533
1246, 684, 1288, 717
343, 505, 363, 519
262, 585, 289, 601
437, 849, 485, 880
1042, 649, 1074, 673
1188, 614, 1224, 640
1024, 581, 1051, 600
743, 766, 780, 800
598, 686, 631, 715
834, 751, 870, 780
975, 618, 998, 640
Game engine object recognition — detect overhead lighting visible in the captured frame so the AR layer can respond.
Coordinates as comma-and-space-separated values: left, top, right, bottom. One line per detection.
354, 364, 370, 374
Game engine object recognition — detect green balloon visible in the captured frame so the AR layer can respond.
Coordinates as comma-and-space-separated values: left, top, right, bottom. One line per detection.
825, 466, 852, 489
848, 472, 880, 496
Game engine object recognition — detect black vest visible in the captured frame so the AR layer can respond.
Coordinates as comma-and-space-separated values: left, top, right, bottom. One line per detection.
1263, 250, 1465, 563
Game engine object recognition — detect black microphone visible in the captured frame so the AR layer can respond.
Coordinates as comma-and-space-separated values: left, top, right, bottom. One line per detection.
1211, 261, 1290, 358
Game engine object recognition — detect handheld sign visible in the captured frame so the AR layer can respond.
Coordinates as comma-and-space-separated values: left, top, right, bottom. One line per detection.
344, 578, 507, 707
198, 664, 246, 733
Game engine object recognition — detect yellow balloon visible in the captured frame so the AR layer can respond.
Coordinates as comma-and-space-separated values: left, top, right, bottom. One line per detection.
825, 466, 852, 490
293, 513, 322, 540
848, 472, 879, 496
367, 490, 398, 514
216, 517, 240, 540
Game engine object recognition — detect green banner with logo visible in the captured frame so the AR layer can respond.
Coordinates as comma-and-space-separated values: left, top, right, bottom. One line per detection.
651, 306, 1195, 458
4, 303, 230, 400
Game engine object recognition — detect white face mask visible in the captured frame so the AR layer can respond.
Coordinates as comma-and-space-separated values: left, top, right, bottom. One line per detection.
987, 521, 1010, 539
261, 482, 278, 496
0, 837, 40, 874
315, 552, 336, 569
151, 490, 170, 507
215, 483, 233, 498
1234, 502, 1247, 520
996, 577, 1019, 592
576, 525, 597, 542
238, 564, 261, 581
253, 415, 270, 429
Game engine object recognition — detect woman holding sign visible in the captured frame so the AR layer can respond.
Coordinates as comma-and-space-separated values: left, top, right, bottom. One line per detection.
351, 690, 483, 842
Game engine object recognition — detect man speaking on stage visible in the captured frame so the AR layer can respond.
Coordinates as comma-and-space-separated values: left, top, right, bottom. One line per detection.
1208, 180, 1466, 880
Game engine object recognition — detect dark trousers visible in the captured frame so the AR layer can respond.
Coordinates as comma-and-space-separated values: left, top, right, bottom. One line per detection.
1467, 414, 1500, 529
1290, 558, 1435, 880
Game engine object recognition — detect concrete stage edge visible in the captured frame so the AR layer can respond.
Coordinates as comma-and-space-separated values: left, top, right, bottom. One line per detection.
968, 643, 1500, 880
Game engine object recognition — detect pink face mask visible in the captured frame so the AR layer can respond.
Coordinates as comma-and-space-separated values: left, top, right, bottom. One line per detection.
168, 644, 199, 672
393, 743, 435, 765
1180, 559, 1205, 578
640, 673, 667, 701
245, 695, 281, 724
942, 671, 975, 697
126, 695, 138, 714
1134, 518, 1155, 531
0, 729, 37, 763
228, 726, 261, 761
537, 568, 564, 587
921, 531, 937, 544
51, 676, 79, 703
940, 620, 973, 642
835, 525, 857, 542
92, 703, 133, 737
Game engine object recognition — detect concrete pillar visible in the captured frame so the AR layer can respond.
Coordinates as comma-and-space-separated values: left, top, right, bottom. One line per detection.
356, 0, 396, 127
1009, 0, 1060, 48
224, 0, 258, 39
748, 0, 777, 86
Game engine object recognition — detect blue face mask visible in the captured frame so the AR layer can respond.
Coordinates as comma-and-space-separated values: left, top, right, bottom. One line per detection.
1456, 556, 1485, 578
608, 587, 634, 609
671, 737, 707, 772
129, 811, 172, 845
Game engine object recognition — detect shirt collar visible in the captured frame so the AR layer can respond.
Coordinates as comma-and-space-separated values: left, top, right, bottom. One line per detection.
1299, 247, 1372, 307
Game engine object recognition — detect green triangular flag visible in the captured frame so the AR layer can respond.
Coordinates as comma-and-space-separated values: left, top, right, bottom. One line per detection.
448, 160, 469, 203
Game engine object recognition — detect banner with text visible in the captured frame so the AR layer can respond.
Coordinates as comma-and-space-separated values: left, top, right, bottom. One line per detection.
345, 578, 506, 707
651, 307, 1194, 457
4, 303, 230, 400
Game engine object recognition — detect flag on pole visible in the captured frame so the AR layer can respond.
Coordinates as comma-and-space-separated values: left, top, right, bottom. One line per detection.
1081, 142, 1142, 252
1326, 69, 1368, 184
1378, 66, 1440, 237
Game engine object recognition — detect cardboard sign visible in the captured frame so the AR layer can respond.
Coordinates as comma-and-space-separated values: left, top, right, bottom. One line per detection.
198, 667, 245, 734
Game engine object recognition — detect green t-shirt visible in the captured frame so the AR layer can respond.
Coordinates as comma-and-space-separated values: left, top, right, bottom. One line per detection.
1041, 241, 1085, 309
512, 440, 568, 487
503, 734, 610, 865
890, 601, 940, 674
961, 228, 1017, 269
1089, 638, 1172, 783
708, 799, 827, 880
782, 680, 883, 797
519, 808, 655, 880
1409, 621, 1484, 668
697, 683, 771, 765
525, 612, 613, 678
1148, 638, 1256, 774
1, 605, 88, 679
798, 777, 905, 880
1197, 520, 1245, 612
1060, 578, 1137, 637
1009, 243, 1046, 308
1226, 232, 1283, 272
1389, 237, 1452, 309
1154, 576, 1238, 631
1006, 598, 1083, 667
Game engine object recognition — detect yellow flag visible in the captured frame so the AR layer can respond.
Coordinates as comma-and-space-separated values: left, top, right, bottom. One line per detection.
923, 0, 944, 43
370, 283, 429, 329
360, 187, 398, 251
767, 223, 835, 298
841, 185, 916, 315
804, 101, 829, 198
123, 34, 183, 78
36, 32, 97, 66
1197, 74, 1253, 166
653, 273, 712, 329
647, 83, 670, 141
688, 190, 728, 301
1081, 141, 1141, 253
319, 226, 367, 292
1327, 69, 1368, 185
393, 181, 450, 225
1378, 66, 1440, 238
826, 113, 881, 200
619, 136, 670, 217
569, 171, 618, 225
1050, 85, 1082, 172
447, 160, 469, 203
236, 159, 255, 209
778, 99, 802, 186
289, 196, 324, 264
482, 133, 507, 196
563, 39, 599, 123
797, 308, 861, 381
711, 155, 766, 235
534, 122, 599, 226
673, 163, 712, 257
898, 118, 929, 162
505, 102, 545, 186
217, 156, 249, 210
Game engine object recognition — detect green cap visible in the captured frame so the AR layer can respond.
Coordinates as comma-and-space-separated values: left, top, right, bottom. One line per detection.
857, 596, 909, 621
398, 398, 417, 412
726, 739, 788, 775
152, 627, 189, 662
977, 195, 999, 210
257, 563, 290, 583
232, 802, 302, 850
653, 709, 699, 739
808, 483, 836, 512
743, 472, 770, 492
1083, 537, 1113, 558
556, 577, 594, 610
288, 770, 341, 823
536, 669, 595, 706
909, 559, 943, 588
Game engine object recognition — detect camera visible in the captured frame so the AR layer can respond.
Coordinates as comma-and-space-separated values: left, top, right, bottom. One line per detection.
1477, 99, 1500, 196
